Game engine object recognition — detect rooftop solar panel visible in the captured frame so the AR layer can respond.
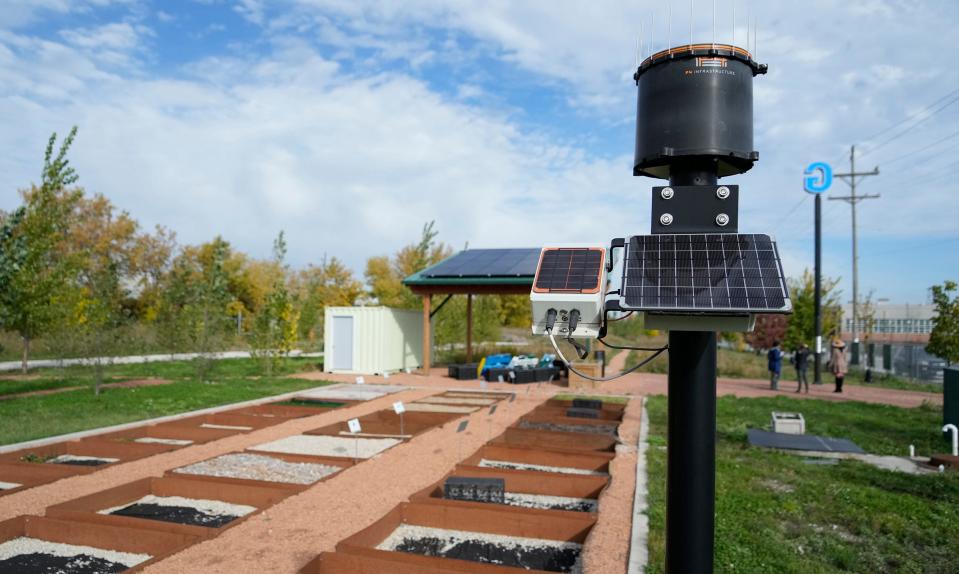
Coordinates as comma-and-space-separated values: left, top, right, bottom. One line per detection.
422, 248, 541, 278
620, 233, 790, 313
533, 248, 605, 293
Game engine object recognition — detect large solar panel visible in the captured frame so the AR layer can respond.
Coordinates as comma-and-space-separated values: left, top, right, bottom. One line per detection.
422, 248, 541, 278
533, 248, 604, 293
620, 233, 790, 313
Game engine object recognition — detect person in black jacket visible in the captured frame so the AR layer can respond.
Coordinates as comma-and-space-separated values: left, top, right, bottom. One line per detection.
793, 343, 810, 394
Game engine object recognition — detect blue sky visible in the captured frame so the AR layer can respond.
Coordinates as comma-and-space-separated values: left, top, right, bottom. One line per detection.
2, 0, 958, 304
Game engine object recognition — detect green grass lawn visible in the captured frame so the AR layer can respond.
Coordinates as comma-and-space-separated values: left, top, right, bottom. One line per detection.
0, 357, 332, 445
644, 395, 959, 573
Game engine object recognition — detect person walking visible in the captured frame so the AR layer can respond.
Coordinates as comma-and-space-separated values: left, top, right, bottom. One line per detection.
794, 343, 810, 394
767, 341, 783, 391
829, 339, 847, 393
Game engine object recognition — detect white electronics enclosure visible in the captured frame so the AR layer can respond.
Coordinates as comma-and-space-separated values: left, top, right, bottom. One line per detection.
530, 246, 608, 338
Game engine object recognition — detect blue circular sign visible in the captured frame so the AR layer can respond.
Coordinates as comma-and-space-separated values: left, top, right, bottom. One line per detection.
804, 162, 832, 194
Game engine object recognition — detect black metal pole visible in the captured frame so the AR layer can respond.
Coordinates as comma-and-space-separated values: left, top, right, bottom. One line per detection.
666, 330, 717, 573
814, 193, 823, 384
663, 161, 717, 574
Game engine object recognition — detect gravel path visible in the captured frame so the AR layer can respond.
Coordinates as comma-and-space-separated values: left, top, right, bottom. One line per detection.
173, 453, 341, 485
250, 434, 401, 459
141, 388, 544, 573
0, 537, 151, 568
478, 459, 607, 476
99, 494, 256, 519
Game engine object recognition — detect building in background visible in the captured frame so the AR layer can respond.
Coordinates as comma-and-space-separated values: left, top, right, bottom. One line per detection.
840, 303, 944, 383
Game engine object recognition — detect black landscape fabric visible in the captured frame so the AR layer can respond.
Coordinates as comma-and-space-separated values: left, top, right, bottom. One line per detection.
747, 428, 865, 454
111, 502, 239, 528
394, 537, 580, 573
0, 552, 128, 574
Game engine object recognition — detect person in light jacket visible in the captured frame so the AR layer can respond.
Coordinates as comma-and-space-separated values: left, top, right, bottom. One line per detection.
829, 339, 847, 393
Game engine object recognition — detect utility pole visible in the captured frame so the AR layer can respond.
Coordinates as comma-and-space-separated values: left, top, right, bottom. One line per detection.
829, 145, 879, 364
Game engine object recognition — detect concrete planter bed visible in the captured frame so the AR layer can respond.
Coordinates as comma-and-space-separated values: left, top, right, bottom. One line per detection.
516, 418, 620, 437
84, 424, 237, 448
412, 466, 607, 514
543, 399, 625, 417
296, 384, 406, 402
48, 476, 290, 539
418, 397, 498, 406
300, 550, 506, 574
306, 410, 460, 439
0, 462, 92, 497
0, 515, 197, 573
0, 440, 176, 468
231, 400, 354, 419
249, 434, 402, 460
443, 392, 512, 400
168, 451, 350, 491
462, 445, 612, 476
491, 428, 618, 453
337, 502, 594, 573
526, 406, 623, 422
165, 412, 278, 432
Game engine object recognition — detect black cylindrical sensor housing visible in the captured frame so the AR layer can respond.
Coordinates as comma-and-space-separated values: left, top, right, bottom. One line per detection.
633, 44, 767, 180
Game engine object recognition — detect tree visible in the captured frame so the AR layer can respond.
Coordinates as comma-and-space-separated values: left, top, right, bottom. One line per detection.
250, 232, 299, 376
927, 280, 959, 365
782, 269, 842, 351
297, 255, 363, 345
365, 221, 451, 309
0, 127, 82, 373
157, 237, 233, 380
745, 314, 788, 351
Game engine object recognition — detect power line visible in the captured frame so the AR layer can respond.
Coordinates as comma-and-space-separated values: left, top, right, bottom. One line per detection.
881, 128, 959, 168
858, 88, 959, 158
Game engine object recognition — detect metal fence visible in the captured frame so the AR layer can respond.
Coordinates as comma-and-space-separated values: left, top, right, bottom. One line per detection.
849, 341, 946, 384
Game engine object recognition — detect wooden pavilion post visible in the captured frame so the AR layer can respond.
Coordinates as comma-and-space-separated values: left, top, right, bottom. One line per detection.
422, 294, 431, 374
466, 294, 473, 363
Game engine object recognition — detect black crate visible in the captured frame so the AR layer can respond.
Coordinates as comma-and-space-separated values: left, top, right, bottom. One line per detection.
572, 398, 603, 410
447, 365, 460, 378
455, 364, 479, 380
566, 407, 600, 419
444, 476, 505, 504
485, 367, 513, 382
513, 369, 537, 384
534, 367, 556, 382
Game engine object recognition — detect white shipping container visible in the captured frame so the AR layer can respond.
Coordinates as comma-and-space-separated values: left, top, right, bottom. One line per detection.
323, 307, 424, 374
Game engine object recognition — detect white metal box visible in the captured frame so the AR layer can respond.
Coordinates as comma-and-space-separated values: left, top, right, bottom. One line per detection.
771, 412, 805, 435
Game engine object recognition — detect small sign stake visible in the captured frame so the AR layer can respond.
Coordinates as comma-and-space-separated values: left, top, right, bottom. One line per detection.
347, 418, 362, 462
356, 376, 365, 385
456, 420, 469, 461
393, 401, 406, 436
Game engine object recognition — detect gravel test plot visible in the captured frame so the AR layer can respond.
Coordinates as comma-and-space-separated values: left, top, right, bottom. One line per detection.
250, 435, 401, 459
48, 455, 119, 467
479, 459, 606, 476
518, 420, 619, 437
404, 403, 478, 414
418, 397, 496, 406
297, 384, 405, 401
200, 423, 253, 431
134, 438, 193, 446
100, 494, 256, 528
377, 525, 583, 573
0, 481, 22, 490
174, 453, 341, 485
0, 537, 151, 573
503, 493, 598, 513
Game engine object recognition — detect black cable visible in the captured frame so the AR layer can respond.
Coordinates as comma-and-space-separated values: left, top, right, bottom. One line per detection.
597, 337, 665, 352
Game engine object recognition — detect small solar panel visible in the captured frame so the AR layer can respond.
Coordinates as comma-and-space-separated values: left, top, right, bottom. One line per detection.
422, 248, 541, 278
533, 248, 604, 293
620, 233, 790, 313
